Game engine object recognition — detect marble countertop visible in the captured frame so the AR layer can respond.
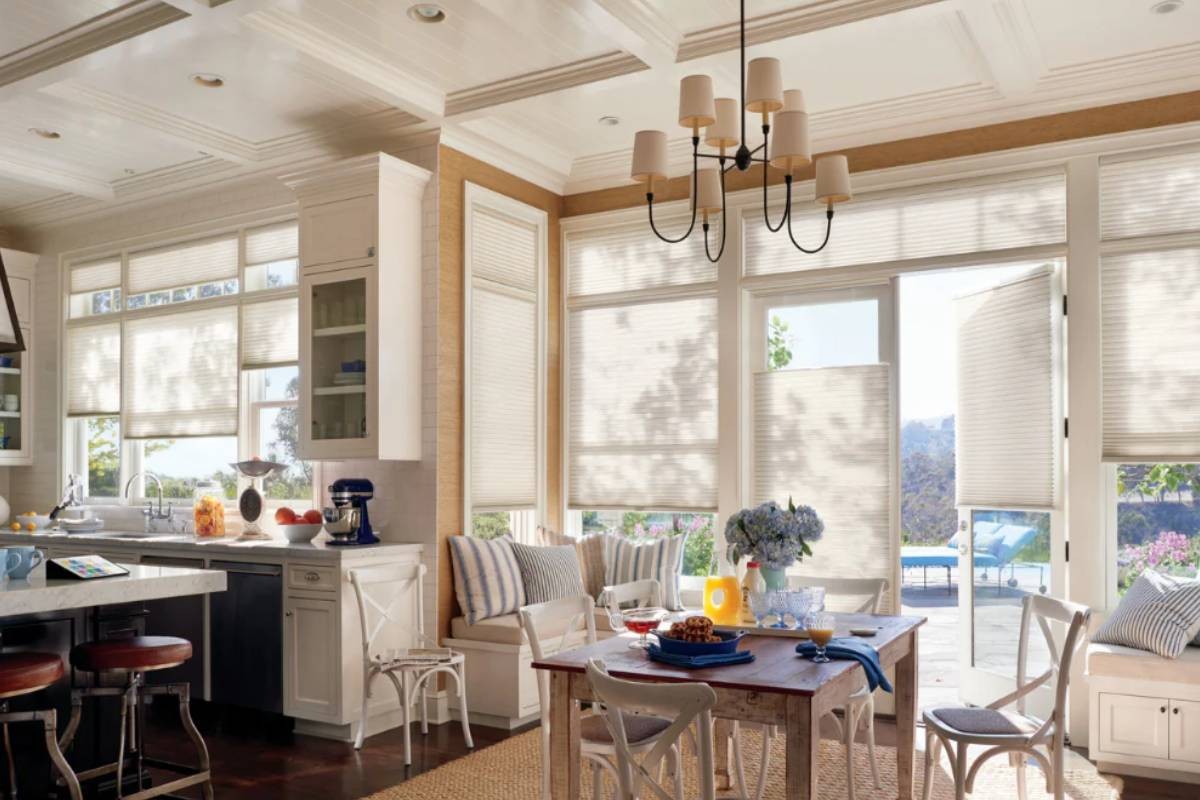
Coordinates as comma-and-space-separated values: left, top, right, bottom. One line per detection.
0, 530, 422, 562
0, 563, 226, 617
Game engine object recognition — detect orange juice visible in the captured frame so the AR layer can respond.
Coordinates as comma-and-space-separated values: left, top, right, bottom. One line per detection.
807, 627, 835, 647
703, 575, 743, 626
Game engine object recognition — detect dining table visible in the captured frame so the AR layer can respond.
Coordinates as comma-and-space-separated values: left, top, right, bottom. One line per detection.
533, 611, 926, 800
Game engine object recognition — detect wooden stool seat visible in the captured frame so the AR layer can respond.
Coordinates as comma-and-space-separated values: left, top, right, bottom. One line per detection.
0, 652, 64, 698
71, 636, 192, 673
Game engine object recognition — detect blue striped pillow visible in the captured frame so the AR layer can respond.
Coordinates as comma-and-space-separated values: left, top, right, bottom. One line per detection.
1093, 570, 1200, 658
603, 534, 688, 611
449, 535, 527, 625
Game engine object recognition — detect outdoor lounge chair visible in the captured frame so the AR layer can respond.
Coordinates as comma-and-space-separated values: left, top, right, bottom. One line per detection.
901, 521, 1041, 594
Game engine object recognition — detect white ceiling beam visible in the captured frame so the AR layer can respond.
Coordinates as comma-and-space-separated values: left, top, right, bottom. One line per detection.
0, 152, 113, 200
42, 82, 260, 165
942, 0, 1045, 98
560, 0, 681, 69
238, 7, 446, 123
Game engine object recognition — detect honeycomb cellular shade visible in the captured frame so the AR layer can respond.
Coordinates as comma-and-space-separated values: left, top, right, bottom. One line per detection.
241, 297, 298, 369
244, 221, 298, 265
70, 257, 120, 294
955, 266, 1060, 509
128, 234, 237, 295
67, 323, 119, 416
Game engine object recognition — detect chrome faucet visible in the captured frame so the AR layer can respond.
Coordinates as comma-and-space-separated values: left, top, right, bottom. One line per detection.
123, 471, 175, 532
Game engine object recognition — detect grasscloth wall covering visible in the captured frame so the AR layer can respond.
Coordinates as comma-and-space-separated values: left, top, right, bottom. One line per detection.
436, 146, 563, 639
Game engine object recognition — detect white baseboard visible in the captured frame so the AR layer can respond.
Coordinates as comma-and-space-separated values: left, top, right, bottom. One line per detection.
1096, 760, 1200, 785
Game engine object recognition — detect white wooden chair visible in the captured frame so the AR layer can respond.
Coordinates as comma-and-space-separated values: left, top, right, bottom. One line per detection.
586, 657, 718, 800
520, 593, 684, 800
348, 563, 474, 763
922, 594, 1091, 800
729, 576, 888, 800
600, 578, 663, 612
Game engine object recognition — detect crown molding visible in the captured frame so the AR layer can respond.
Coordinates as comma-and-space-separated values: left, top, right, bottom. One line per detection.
0, 1, 187, 92
439, 125, 570, 194
42, 81, 261, 164
0, 148, 114, 200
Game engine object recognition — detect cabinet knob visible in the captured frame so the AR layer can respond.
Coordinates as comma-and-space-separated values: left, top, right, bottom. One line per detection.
1161, 706, 1167, 714
285, 611, 293, 617
1174, 707, 1180, 715
305, 571, 320, 582
367, 246, 375, 257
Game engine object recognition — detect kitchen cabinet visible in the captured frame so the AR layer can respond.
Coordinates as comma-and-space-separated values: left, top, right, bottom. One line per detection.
283, 594, 339, 722
0, 247, 36, 467
1097, 693, 1170, 759
1171, 699, 1200, 764
282, 153, 429, 461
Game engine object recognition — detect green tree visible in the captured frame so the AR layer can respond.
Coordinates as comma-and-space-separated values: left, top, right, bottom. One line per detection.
472, 512, 512, 540
86, 417, 120, 497
767, 314, 794, 371
264, 375, 312, 500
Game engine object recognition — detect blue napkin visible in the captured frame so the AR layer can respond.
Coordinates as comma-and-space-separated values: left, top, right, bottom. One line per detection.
795, 638, 893, 693
647, 645, 756, 669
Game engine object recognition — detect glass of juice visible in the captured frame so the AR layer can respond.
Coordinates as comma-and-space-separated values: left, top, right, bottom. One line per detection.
805, 612, 836, 663
621, 607, 667, 649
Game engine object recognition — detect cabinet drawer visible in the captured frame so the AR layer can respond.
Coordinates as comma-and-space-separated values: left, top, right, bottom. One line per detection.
1170, 699, 1200, 764
1098, 693, 1169, 759
288, 563, 337, 593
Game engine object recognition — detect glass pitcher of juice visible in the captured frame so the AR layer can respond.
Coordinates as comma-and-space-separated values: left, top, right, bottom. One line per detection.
703, 574, 743, 626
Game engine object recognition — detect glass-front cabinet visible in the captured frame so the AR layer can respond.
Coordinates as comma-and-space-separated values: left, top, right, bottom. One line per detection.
0, 248, 34, 466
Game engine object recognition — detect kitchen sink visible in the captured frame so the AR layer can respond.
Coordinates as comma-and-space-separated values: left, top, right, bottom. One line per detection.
71, 531, 187, 540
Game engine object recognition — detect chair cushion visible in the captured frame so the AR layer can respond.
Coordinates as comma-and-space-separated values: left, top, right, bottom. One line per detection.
926, 707, 1039, 737
512, 543, 585, 605
72, 636, 192, 672
603, 534, 688, 611
0, 652, 63, 698
580, 713, 672, 744
1091, 570, 1200, 657
1087, 641, 1200, 682
449, 535, 526, 625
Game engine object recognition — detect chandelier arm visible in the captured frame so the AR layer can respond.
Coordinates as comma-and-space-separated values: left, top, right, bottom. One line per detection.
647, 138, 700, 244
703, 167, 728, 263
761, 135, 789, 233
786, 204, 836, 254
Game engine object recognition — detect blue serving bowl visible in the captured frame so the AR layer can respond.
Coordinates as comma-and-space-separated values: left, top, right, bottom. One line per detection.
652, 629, 744, 657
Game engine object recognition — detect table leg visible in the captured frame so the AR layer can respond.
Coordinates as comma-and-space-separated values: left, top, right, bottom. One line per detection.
549, 671, 581, 800
785, 695, 819, 800
713, 718, 732, 790
895, 631, 919, 800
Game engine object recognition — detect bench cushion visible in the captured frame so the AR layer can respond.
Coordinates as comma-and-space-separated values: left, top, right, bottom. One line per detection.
452, 610, 616, 647
1087, 641, 1200, 683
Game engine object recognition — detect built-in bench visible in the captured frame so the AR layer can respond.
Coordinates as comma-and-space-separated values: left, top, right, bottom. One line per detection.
1087, 642, 1200, 784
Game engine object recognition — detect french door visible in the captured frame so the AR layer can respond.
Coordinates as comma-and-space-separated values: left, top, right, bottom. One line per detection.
954, 265, 1066, 713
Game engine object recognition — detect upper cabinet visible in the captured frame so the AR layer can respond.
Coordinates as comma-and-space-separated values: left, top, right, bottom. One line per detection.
0, 248, 35, 466
282, 154, 430, 461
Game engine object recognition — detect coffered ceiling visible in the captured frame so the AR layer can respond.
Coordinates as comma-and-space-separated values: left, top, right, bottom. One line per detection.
0, 0, 1197, 226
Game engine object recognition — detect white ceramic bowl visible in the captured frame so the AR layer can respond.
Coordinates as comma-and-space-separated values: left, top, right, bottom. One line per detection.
16, 513, 52, 530
280, 522, 322, 543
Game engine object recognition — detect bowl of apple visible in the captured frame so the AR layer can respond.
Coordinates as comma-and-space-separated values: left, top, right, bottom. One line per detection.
276, 507, 324, 543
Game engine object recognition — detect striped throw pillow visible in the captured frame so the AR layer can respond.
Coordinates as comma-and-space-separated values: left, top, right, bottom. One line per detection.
603, 534, 688, 611
1093, 570, 1200, 658
535, 526, 607, 599
511, 543, 585, 605
449, 535, 526, 625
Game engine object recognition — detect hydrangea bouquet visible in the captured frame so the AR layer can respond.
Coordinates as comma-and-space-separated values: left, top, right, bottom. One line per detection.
725, 498, 824, 571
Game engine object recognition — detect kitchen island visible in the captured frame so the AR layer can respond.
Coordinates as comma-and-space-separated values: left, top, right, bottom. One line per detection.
0, 562, 226, 616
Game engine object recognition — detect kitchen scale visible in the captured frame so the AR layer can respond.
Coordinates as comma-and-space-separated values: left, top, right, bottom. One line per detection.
230, 459, 286, 541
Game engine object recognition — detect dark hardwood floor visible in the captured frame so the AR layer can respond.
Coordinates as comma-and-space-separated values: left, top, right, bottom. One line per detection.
139, 703, 1196, 799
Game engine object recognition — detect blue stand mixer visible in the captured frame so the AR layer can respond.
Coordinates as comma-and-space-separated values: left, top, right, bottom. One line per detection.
323, 478, 379, 546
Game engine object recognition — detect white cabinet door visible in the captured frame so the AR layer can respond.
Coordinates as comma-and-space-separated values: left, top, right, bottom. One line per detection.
8, 276, 30, 327
1098, 693, 1170, 759
284, 595, 340, 721
1170, 699, 1200, 764
299, 195, 376, 268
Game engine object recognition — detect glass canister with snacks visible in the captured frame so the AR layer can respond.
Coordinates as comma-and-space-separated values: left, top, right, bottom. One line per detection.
193, 480, 226, 538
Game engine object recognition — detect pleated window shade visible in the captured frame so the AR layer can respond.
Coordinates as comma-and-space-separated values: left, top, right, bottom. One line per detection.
471, 207, 538, 290
745, 173, 1066, 277
122, 305, 238, 438
244, 221, 298, 265
70, 257, 120, 293
753, 365, 894, 607
66, 323, 120, 417
241, 297, 298, 369
127, 235, 238, 295
568, 296, 718, 510
1101, 149, 1200, 241
566, 216, 716, 297
1102, 248, 1200, 461
955, 267, 1059, 508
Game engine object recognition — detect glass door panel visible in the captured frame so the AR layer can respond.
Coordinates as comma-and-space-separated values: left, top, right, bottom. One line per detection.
309, 276, 367, 442
0, 345, 26, 454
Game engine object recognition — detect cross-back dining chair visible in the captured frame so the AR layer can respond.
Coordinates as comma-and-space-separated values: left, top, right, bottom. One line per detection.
601, 578, 663, 612
729, 575, 889, 800
520, 593, 684, 800
586, 658, 717, 800
348, 563, 473, 762
922, 593, 1091, 800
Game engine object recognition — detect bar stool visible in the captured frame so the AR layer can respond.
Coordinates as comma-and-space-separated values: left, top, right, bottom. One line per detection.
0, 652, 81, 799
59, 636, 213, 800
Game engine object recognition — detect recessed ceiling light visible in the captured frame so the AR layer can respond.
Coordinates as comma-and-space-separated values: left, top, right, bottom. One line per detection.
28, 128, 60, 140
190, 73, 225, 88
407, 4, 446, 23
1152, 0, 1184, 13
598, 115, 621, 127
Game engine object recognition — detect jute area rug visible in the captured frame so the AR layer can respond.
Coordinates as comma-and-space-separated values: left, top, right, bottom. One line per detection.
364, 728, 1122, 799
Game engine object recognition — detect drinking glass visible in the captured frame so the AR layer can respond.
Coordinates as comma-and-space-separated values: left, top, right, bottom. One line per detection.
787, 591, 812, 629
806, 612, 835, 663
768, 590, 790, 628
619, 607, 667, 650
748, 591, 773, 628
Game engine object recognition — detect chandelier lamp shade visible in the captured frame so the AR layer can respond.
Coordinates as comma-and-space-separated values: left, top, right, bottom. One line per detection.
630, 0, 852, 263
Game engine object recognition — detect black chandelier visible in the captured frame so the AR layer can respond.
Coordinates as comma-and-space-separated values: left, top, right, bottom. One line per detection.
630, 0, 852, 263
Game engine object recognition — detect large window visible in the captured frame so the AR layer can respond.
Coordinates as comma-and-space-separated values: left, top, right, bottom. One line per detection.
64, 219, 310, 507
1114, 464, 1200, 594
